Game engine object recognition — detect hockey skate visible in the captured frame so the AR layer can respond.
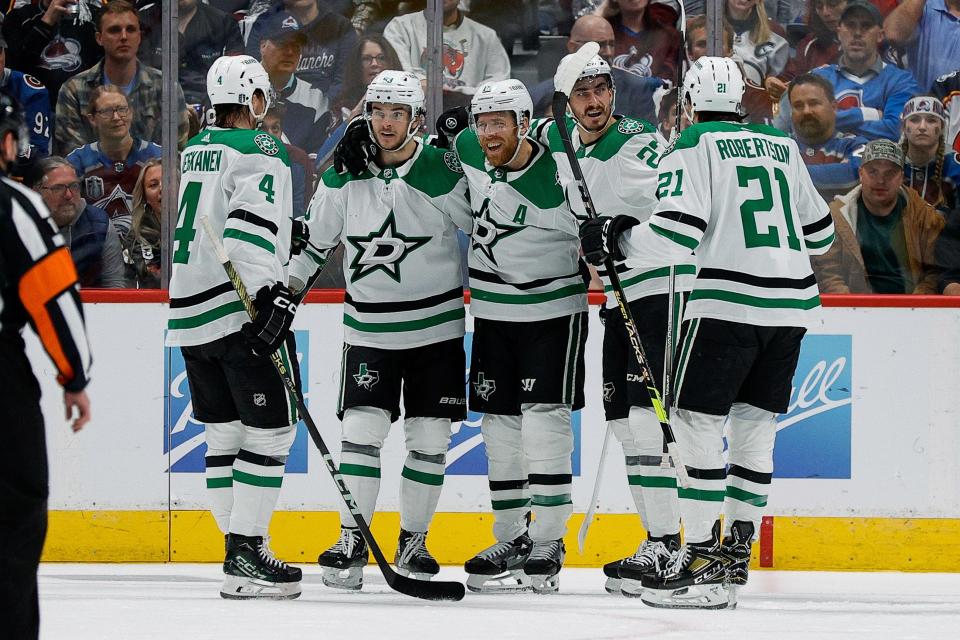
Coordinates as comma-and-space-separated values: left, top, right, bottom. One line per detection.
720, 521, 755, 609
639, 532, 730, 610
318, 526, 369, 591
464, 534, 533, 593
221, 534, 302, 600
523, 539, 565, 594
618, 535, 680, 598
395, 529, 440, 580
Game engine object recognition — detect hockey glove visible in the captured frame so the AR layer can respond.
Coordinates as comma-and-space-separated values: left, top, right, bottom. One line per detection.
290, 219, 310, 256
333, 117, 376, 177
434, 106, 470, 148
240, 282, 297, 357
579, 216, 639, 266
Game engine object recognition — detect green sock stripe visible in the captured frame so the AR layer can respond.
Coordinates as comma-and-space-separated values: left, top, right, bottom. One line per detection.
401, 465, 445, 486
206, 477, 233, 489
677, 487, 726, 502
491, 498, 531, 510
340, 463, 381, 478
232, 469, 283, 488
531, 493, 573, 507
726, 485, 768, 507
628, 475, 678, 489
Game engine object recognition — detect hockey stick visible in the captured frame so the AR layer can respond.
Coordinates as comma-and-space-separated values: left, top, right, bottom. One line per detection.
576, 422, 612, 553
553, 42, 690, 489
200, 216, 465, 602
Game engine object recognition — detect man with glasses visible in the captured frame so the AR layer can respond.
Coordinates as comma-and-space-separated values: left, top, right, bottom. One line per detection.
289, 70, 472, 591
27, 155, 125, 288
774, 0, 920, 141
54, 0, 189, 155
64, 86, 161, 229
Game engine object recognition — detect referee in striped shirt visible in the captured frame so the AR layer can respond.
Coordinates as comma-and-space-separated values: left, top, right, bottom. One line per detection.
0, 92, 92, 639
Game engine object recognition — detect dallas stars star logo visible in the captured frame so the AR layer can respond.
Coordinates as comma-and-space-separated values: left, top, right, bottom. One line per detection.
471, 200, 523, 266
346, 212, 430, 283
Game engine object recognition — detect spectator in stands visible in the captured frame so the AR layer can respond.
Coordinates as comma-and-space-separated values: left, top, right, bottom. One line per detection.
258, 14, 332, 156
55, 1, 189, 156
725, 0, 789, 86
384, 0, 510, 101
29, 155, 126, 288
766, 0, 846, 100
2, 0, 102, 109
121, 158, 162, 289
789, 73, 866, 200
775, 0, 920, 141
900, 96, 960, 212
140, 0, 244, 107
884, 0, 960, 93
246, 0, 358, 101
933, 69, 960, 154
65, 86, 162, 228
1, 33, 51, 157
812, 139, 944, 293
262, 105, 315, 217
594, 0, 680, 81
529, 14, 663, 124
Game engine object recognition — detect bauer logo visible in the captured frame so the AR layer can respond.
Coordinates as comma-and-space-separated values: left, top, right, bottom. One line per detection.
164, 331, 311, 473
773, 334, 852, 479
446, 332, 582, 476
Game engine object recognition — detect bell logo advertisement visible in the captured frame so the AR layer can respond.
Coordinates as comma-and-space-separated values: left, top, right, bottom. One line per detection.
773, 334, 852, 479
164, 331, 310, 473
446, 333, 583, 476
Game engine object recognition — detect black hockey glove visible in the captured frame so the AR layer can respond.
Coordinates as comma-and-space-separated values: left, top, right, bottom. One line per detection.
434, 106, 470, 148
333, 117, 376, 177
290, 219, 310, 256
579, 216, 640, 266
241, 282, 297, 357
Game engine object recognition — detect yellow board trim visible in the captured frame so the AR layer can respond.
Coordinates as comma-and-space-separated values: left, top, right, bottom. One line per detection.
44, 511, 960, 572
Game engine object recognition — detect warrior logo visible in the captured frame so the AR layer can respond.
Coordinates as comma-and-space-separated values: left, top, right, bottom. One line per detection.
473, 372, 496, 401
353, 363, 380, 390
253, 393, 267, 407
602, 382, 616, 402
520, 378, 536, 392
346, 211, 430, 283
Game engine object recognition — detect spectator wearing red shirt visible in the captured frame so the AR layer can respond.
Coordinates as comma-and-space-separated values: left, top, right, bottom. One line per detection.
596, 0, 681, 81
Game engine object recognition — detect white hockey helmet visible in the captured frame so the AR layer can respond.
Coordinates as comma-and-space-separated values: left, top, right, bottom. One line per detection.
206, 55, 273, 125
682, 56, 744, 120
363, 70, 426, 149
470, 79, 533, 134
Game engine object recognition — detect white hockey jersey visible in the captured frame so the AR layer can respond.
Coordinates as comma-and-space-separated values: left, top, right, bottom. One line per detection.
534, 115, 696, 306
454, 130, 588, 322
621, 121, 835, 328
167, 127, 293, 347
288, 141, 472, 350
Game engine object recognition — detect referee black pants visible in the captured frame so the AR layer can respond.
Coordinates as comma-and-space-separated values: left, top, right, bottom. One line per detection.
0, 338, 48, 640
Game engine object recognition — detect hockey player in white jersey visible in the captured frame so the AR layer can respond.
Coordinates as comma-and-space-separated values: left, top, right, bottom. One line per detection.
288, 70, 473, 591
536, 54, 688, 596
166, 55, 303, 599
580, 57, 835, 608
445, 80, 589, 594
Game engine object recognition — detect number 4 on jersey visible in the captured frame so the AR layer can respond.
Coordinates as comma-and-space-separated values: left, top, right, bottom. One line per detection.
173, 181, 202, 264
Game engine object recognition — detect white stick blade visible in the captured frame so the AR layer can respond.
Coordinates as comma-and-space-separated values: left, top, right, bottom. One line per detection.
554, 41, 601, 97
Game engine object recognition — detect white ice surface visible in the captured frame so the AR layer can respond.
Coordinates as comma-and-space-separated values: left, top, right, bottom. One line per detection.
39, 564, 960, 640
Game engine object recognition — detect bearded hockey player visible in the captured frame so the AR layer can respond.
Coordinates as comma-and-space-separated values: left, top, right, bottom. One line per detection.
166, 55, 302, 599
533, 54, 688, 596
289, 70, 473, 591
580, 57, 834, 609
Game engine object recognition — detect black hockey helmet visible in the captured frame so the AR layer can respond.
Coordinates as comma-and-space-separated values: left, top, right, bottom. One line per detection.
0, 91, 31, 158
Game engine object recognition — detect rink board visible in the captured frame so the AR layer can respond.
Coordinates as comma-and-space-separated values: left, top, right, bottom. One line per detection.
30, 297, 960, 569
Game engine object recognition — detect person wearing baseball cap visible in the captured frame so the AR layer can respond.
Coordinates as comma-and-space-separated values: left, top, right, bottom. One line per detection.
812, 137, 945, 293
900, 95, 960, 211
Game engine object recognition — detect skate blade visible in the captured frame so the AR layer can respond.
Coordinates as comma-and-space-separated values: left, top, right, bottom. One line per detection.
320, 566, 363, 591
395, 567, 437, 581
619, 577, 646, 598
528, 574, 560, 594
640, 583, 731, 610
727, 585, 739, 610
604, 576, 622, 595
220, 574, 301, 600
465, 570, 532, 594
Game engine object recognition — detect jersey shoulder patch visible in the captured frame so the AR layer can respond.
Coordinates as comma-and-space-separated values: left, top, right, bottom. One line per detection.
23, 74, 46, 91
254, 133, 280, 156
443, 151, 463, 174
616, 117, 647, 135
